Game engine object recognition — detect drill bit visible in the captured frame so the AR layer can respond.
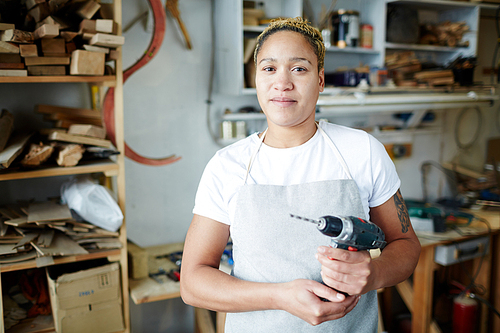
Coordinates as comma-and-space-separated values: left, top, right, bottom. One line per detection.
290, 214, 320, 225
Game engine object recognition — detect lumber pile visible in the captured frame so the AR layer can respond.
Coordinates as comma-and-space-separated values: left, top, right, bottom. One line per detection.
0, 0, 123, 77
420, 21, 469, 47
0, 104, 117, 171
0, 200, 121, 265
386, 51, 456, 87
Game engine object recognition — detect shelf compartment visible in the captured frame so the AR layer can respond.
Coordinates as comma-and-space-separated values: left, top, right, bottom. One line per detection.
0, 159, 119, 181
0, 249, 121, 273
0, 75, 116, 85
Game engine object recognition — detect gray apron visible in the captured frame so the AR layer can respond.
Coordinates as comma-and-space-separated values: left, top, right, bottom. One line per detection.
225, 125, 378, 332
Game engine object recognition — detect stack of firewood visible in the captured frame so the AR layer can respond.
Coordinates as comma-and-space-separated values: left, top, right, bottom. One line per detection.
0, 0, 124, 77
385, 51, 422, 87
0, 104, 116, 170
420, 21, 469, 47
386, 51, 456, 87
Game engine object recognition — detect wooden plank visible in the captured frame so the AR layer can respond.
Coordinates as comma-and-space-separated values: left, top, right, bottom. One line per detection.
412, 246, 435, 333
20, 44, 39, 57
0, 109, 14, 152
13, 232, 40, 249
27, 65, 66, 76
75, 0, 101, 19
83, 44, 110, 54
89, 33, 125, 48
27, 201, 72, 223
0, 29, 35, 43
37, 229, 55, 247
36, 104, 101, 118
127, 241, 148, 279
24, 56, 70, 66
40, 38, 65, 56
0, 41, 19, 53
0, 132, 32, 169
31, 231, 88, 257
195, 308, 216, 333
70, 49, 105, 75
34, 24, 59, 39
0, 23, 15, 31
96, 19, 117, 34
0, 63, 24, 69
0, 54, 22, 62
0, 69, 27, 77
46, 130, 111, 147
68, 124, 106, 138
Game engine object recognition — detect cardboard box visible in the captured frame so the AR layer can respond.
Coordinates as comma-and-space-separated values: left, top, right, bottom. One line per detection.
46, 261, 124, 333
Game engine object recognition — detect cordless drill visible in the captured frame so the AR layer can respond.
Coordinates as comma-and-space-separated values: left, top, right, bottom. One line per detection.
290, 214, 387, 251
291, 214, 387, 297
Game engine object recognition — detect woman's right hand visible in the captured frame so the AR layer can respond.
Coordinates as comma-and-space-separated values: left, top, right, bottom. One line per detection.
278, 279, 361, 326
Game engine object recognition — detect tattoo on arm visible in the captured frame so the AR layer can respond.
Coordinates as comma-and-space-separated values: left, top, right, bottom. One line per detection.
394, 190, 410, 233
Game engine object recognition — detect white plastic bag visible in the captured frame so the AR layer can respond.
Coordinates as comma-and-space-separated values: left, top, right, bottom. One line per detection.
61, 177, 123, 232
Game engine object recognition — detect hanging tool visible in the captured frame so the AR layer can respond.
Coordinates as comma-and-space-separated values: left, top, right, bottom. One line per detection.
290, 214, 387, 251
165, 0, 192, 49
103, 0, 182, 166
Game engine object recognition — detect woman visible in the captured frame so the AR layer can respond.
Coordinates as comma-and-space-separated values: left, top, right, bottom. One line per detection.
181, 17, 420, 332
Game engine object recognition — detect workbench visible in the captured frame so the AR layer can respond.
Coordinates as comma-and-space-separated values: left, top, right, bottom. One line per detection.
393, 209, 500, 333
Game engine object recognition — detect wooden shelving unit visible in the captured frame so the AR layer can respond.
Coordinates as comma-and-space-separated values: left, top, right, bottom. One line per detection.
0, 1, 129, 332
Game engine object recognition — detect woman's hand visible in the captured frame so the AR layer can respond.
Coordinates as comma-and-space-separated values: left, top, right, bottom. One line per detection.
316, 246, 374, 296
278, 279, 360, 326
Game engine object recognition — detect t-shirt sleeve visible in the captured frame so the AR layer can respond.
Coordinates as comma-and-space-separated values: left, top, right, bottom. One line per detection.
368, 134, 401, 208
192, 155, 232, 225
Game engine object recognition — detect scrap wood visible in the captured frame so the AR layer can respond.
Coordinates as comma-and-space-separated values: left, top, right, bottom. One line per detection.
44, 129, 111, 147
0, 244, 18, 255
21, 142, 55, 166
13, 232, 40, 249
37, 229, 55, 247
35, 104, 101, 118
0, 250, 37, 264
0, 132, 33, 169
27, 201, 72, 223
68, 124, 106, 139
0, 218, 8, 236
56, 143, 85, 167
4, 216, 29, 227
0, 29, 35, 43
31, 231, 88, 257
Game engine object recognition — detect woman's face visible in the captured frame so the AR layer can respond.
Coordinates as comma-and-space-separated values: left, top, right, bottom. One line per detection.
255, 31, 325, 130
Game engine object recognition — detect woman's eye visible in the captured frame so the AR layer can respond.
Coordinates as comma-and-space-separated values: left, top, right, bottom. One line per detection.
263, 67, 275, 72
293, 67, 306, 72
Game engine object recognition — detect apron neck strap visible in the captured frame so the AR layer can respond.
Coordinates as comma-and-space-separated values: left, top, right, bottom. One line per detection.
244, 122, 353, 184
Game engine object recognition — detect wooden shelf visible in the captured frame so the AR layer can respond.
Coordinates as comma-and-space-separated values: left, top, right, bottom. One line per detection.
0, 249, 121, 273
326, 46, 380, 55
0, 75, 116, 85
0, 159, 119, 181
385, 42, 470, 52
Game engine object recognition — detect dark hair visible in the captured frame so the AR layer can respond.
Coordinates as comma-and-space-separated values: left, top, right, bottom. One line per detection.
254, 17, 325, 71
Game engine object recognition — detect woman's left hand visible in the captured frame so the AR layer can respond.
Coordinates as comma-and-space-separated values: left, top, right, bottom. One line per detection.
315, 246, 375, 296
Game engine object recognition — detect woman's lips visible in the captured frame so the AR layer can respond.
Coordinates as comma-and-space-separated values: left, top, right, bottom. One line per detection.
271, 97, 296, 107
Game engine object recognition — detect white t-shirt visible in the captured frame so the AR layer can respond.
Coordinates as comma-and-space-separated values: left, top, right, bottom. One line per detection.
193, 121, 401, 223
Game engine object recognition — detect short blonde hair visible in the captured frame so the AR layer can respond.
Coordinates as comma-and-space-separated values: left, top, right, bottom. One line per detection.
254, 17, 325, 71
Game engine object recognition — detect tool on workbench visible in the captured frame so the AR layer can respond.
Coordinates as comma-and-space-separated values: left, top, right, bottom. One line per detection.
149, 267, 180, 283
290, 214, 387, 251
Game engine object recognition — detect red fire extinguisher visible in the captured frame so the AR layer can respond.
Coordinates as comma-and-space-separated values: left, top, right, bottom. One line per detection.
452, 293, 479, 333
